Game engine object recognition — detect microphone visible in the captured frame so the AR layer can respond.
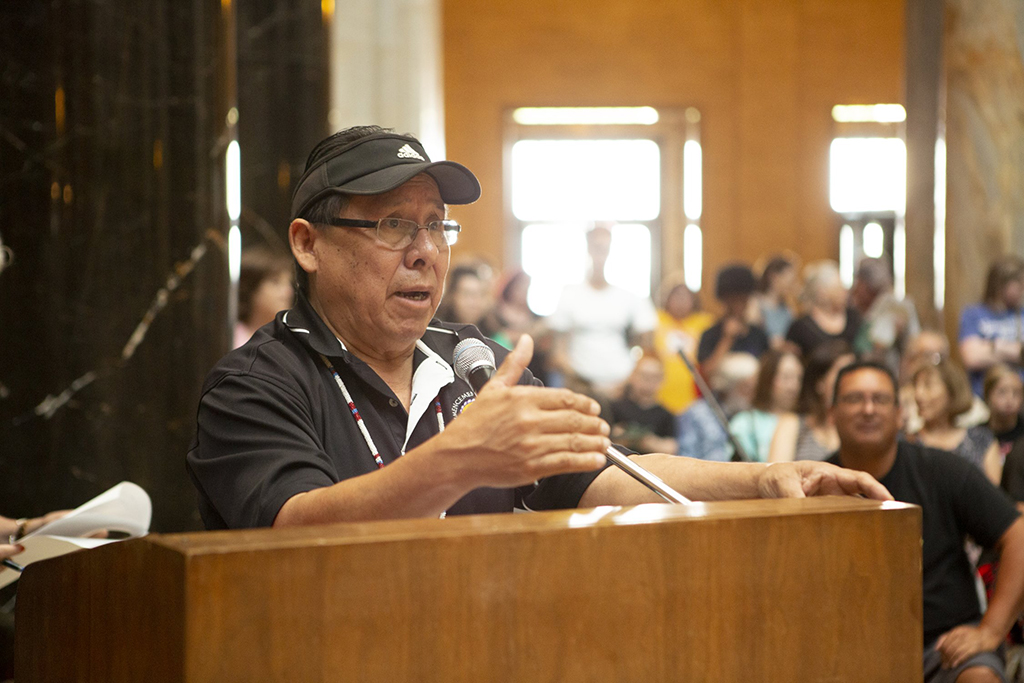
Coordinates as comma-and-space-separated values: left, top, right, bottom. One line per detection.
453, 338, 496, 393
452, 337, 690, 505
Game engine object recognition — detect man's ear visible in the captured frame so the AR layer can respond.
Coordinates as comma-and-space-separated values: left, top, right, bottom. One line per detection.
289, 219, 318, 277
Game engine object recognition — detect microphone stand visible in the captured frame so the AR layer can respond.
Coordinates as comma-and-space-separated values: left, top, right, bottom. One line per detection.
603, 446, 691, 504
675, 348, 752, 463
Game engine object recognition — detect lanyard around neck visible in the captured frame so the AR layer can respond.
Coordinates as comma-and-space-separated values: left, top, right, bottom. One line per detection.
318, 354, 445, 469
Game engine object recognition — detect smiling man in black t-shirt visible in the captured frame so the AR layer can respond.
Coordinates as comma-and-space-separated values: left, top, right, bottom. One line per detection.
828, 360, 1024, 683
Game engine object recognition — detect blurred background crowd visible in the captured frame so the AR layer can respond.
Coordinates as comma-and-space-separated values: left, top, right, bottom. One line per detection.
235, 230, 1024, 510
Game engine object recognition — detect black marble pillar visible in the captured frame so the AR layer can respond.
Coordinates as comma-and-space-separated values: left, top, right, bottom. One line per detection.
0, 1, 235, 531
236, 0, 330, 250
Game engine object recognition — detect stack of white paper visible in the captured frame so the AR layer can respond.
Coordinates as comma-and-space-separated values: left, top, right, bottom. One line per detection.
0, 481, 152, 589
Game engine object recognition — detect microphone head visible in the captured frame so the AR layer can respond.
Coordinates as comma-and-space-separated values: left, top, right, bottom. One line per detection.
453, 337, 496, 384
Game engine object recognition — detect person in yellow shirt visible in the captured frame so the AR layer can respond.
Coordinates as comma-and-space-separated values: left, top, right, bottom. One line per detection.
654, 276, 714, 414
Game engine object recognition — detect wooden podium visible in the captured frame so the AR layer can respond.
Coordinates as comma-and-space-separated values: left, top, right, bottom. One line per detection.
15, 497, 921, 682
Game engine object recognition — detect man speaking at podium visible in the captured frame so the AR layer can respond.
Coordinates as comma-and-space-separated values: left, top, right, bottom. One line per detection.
186, 126, 890, 530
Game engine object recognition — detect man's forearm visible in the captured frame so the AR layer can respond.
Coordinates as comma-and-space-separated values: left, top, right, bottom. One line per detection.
981, 517, 1024, 640
274, 442, 470, 526
579, 454, 767, 507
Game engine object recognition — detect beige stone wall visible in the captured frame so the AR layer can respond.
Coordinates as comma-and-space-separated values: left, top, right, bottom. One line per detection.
944, 0, 1024, 336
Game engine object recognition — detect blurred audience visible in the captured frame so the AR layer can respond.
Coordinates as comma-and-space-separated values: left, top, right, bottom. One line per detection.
786, 261, 862, 359
549, 225, 656, 397
609, 353, 678, 455
850, 257, 919, 371
899, 329, 952, 434
984, 363, 1024, 456
678, 352, 759, 462
909, 356, 1001, 484
234, 247, 295, 349
653, 275, 714, 414
729, 349, 803, 463
959, 255, 1024, 396
436, 263, 490, 326
770, 340, 855, 462
697, 264, 769, 381
479, 269, 552, 385
753, 255, 798, 350
481, 270, 535, 346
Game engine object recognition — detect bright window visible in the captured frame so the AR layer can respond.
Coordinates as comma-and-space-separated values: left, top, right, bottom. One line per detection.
511, 139, 661, 222
521, 223, 652, 316
829, 138, 906, 214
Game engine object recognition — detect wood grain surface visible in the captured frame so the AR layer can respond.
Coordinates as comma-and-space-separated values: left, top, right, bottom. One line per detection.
16, 497, 922, 682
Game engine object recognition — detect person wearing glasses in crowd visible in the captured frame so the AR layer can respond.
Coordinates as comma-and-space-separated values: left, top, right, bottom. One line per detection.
828, 361, 1024, 683
186, 126, 889, 531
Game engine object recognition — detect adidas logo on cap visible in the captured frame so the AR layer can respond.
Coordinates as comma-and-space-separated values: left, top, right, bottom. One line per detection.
396, 144, 426, 161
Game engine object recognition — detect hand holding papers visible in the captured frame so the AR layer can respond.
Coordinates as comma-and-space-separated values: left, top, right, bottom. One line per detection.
0, 482, 151, 588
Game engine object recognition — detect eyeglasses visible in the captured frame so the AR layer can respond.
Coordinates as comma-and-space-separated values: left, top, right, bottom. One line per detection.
836, 392, 897, 407
322, 217, 461, 249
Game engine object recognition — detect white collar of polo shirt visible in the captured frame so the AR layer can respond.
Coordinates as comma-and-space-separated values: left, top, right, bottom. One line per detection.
285, 309, 456, 454
404, 340, 454, 454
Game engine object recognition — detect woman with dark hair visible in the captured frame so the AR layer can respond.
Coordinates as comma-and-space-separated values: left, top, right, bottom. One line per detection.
959, 255, 1024, 396
435, 264, 489, 326
728, 349, 803, 462
754, 255, 798, 349
479, 270, 552, 385
234, 247, 295, 349
984, 363, 1024, 454
481, 270, 535, 346
769, 340, 855, 462
911, 357, 1001, 484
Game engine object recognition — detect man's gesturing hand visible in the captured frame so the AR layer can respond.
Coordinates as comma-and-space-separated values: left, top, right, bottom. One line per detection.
438, 334, 610, 489
756, 461, 893, 501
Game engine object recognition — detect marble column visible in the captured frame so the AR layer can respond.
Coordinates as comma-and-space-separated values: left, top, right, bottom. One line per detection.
943, 0, 1024, 335
236, 0, 330, 246
329, 0, 445, 158
904, 0, 945, 329
0, 1, 234, 531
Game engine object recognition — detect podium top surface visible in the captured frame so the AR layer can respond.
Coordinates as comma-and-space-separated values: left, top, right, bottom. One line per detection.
151, 496, 915, 555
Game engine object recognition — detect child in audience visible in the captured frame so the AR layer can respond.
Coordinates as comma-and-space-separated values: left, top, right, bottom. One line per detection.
610, 353, 678, 454
984, 363, 1024, 456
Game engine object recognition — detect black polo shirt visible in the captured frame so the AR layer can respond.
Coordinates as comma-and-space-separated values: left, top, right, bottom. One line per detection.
187, 292, 606, 529
829, 441, 1020, 645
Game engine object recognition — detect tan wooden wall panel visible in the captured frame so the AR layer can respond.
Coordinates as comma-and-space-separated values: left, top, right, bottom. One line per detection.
443, 0, 904, 294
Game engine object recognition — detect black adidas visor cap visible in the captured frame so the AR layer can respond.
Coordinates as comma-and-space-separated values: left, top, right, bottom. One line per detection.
290, 132, 482, 220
